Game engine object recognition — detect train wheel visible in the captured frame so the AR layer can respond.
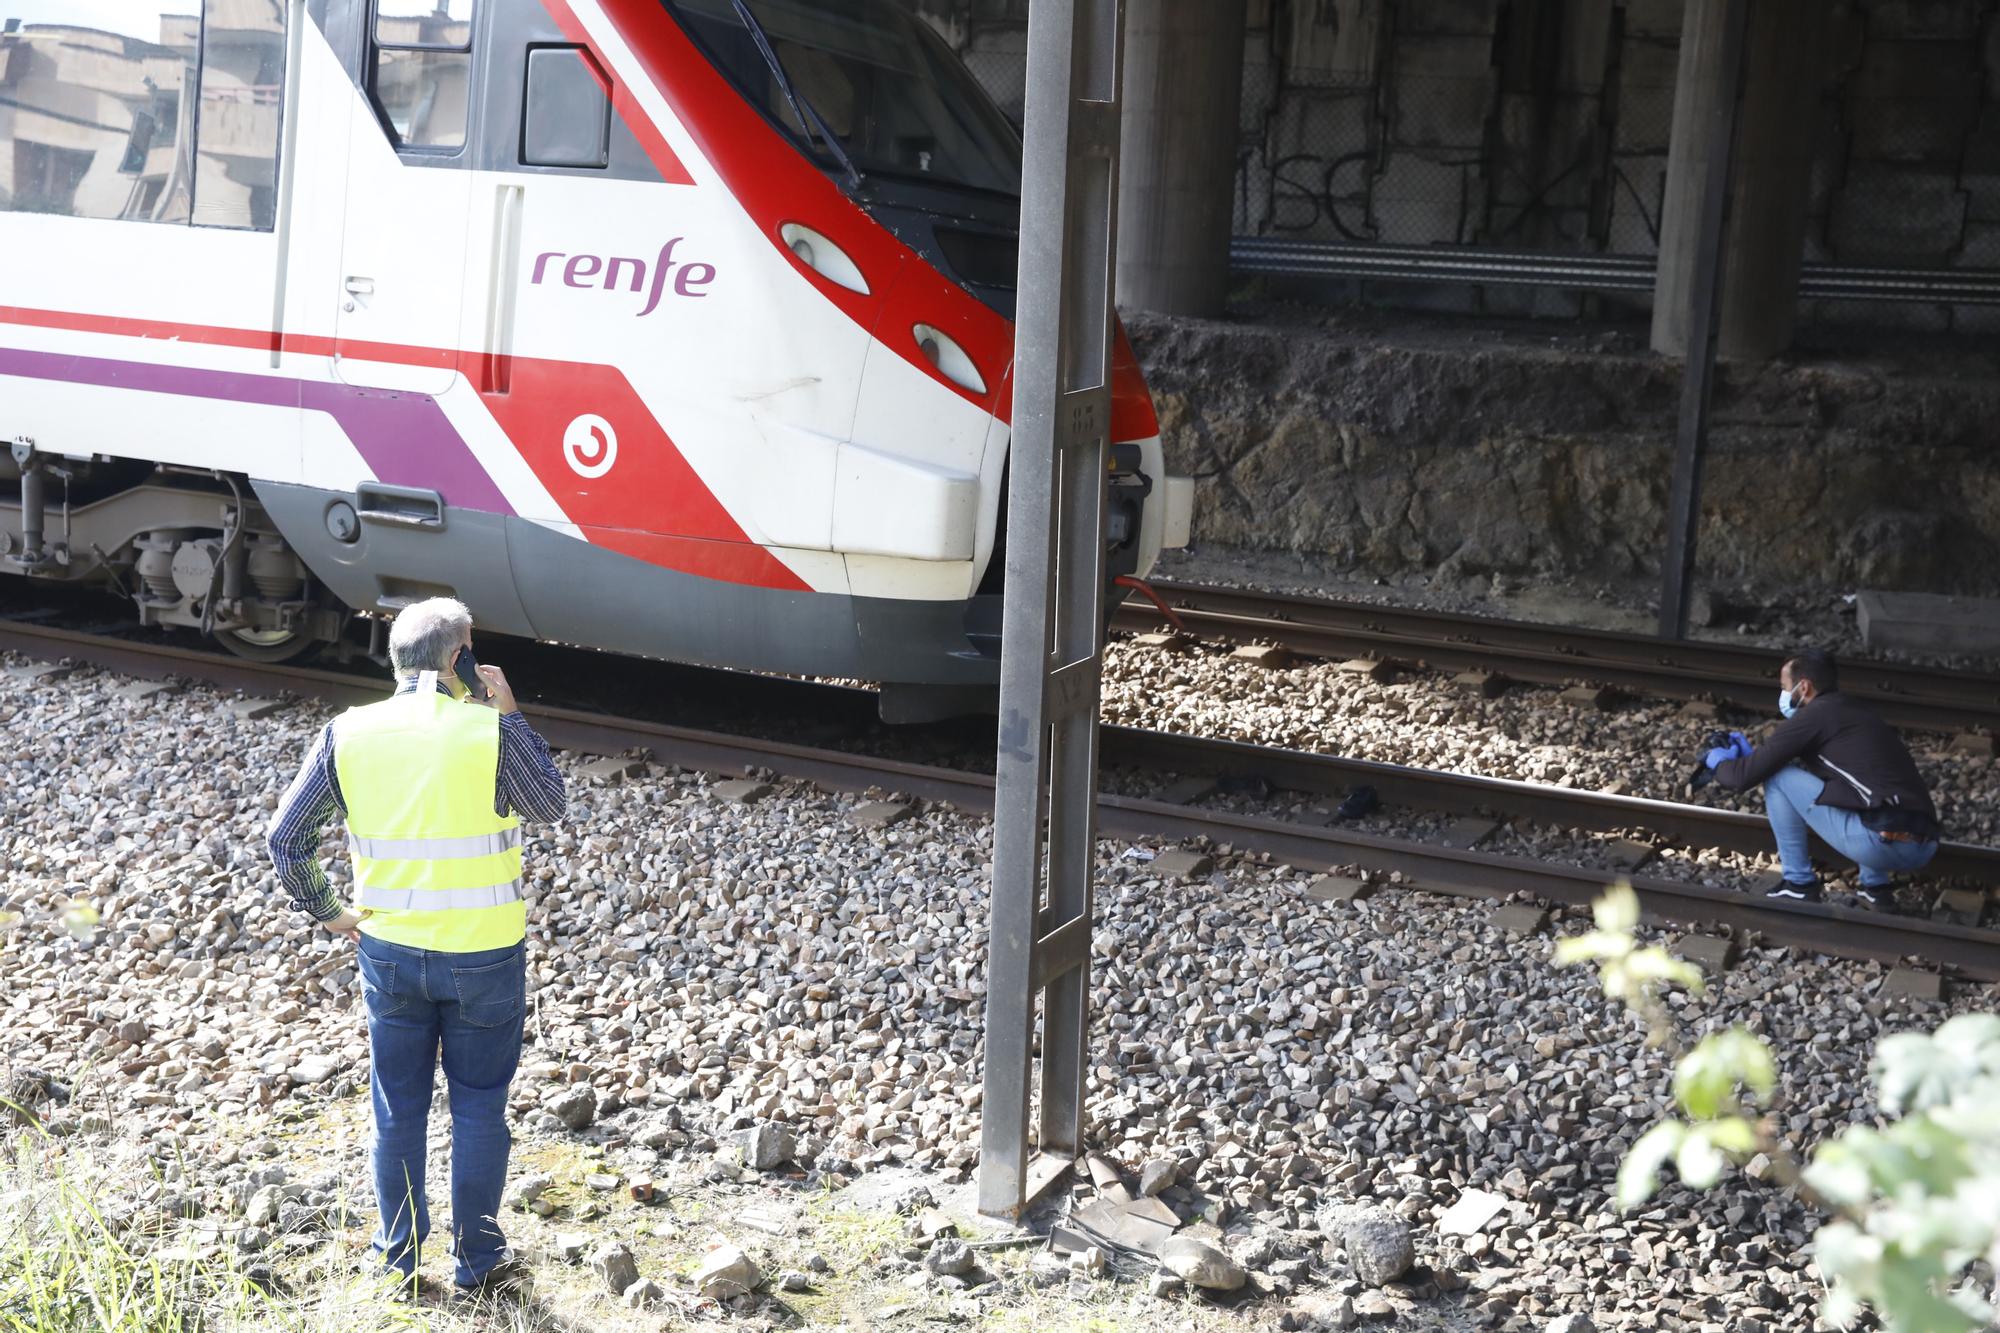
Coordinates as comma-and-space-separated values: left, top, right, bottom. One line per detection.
212, 625, 320, 664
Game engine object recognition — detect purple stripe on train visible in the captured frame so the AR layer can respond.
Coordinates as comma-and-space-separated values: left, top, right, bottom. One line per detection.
0, 346, 514, 516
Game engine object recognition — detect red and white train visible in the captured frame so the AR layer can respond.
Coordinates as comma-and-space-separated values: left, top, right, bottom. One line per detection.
0, 0, 1189, 713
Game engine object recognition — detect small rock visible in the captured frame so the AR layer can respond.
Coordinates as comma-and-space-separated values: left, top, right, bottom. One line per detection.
1318, 1202, 1363, 1242
805, 1252, 831, 1274
244, 1184, 302, 1228
894, 1185, 936, 1215
1235, 1233, 1281, 1270
1336, 1206, 1414, 1288
1138, 1159, 1178, 1197
1159, 1235, 1246, 1292
589, 1241, 638, 1295
1546, 1317, 1597, 1333
636, 1119, 685, 1151
505, 1174, 552, 1211
1353, 1290, 1395, 1319
621, 1277, 665, 1310
275, 1199, 323, 1235
1319, 1294, 1360, 1328
1068, 1245, 1105, 1278
288, 1057, 336, 1085
1149, 1269, 1184, 1298
543, 1086, 596, 1131
742, 1122, 795, 1171
926, 1238, 976, 1277
1026, 1252, 1070, 1288
703, 1156, 748, 1184
693, 1243, 762, 1300
780, 1270, 813, 1293
555, 1232, 589, 1263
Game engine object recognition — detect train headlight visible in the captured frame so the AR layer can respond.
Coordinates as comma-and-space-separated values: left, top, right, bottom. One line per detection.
779, 223, 870, 296
911, 324, 986, 396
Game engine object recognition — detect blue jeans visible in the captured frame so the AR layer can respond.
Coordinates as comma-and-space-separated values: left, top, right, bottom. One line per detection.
1765, 765, 1938, 889
355, 934, 525, 1288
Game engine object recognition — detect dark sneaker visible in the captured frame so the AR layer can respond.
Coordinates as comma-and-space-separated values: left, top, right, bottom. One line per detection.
1763, 878, 1823, 903
457, 1258, 534, 1301
1853, 885, 1895, 913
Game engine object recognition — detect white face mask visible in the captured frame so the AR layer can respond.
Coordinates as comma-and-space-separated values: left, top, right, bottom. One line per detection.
1779, 686, 1802, 719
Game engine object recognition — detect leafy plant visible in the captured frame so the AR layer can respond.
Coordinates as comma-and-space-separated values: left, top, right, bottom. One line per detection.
1557, 882, 2000, 1332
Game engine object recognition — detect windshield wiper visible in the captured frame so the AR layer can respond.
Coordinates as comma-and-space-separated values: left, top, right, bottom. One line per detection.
729, 0, 862, 189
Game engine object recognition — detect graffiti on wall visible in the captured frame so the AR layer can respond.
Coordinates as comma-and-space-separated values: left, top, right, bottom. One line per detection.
922, 0, 2000, 273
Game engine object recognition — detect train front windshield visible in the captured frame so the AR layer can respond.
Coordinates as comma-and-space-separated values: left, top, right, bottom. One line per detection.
665, 0, 1023, 197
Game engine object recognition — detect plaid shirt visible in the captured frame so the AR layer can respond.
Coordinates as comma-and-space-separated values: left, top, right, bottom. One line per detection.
266, 678, 567, 922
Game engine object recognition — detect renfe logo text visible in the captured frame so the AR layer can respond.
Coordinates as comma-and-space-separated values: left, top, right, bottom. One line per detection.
531, 238, 716, 317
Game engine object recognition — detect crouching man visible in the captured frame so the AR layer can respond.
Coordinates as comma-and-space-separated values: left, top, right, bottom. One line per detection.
1704, 648, 1939, 910
267, 598, 567, 1292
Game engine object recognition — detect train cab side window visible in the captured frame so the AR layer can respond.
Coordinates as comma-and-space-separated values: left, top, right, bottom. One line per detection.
522, 46, 610, 170
371, 0, 475, 152
192, 0, 288, 230
0, 4, 202, 221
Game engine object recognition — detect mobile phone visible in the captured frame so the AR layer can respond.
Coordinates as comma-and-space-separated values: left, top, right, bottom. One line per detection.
454, 646, 492, 701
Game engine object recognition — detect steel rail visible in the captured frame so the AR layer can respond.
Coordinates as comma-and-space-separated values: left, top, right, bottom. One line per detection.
1111, 581, 2000, 736
1228, 237, 2000, 305
1098, 726, 1999, 884
5, 617, 1997, 978
6, 614, 1994, 880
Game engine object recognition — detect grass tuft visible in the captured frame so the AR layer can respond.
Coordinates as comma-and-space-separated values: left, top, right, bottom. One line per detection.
0, 1131, 520, 1332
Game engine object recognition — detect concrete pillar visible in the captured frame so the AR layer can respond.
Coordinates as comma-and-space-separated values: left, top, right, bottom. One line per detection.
1652, 0, 1825, 360
1115, 0, 1246, 317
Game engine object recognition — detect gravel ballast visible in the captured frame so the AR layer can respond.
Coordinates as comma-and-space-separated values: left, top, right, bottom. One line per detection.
0, 654, 1992, 1330
1099, 634, 2000, 848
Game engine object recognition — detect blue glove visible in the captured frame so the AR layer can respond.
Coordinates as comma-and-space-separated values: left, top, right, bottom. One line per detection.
1704, 732, 1754, 770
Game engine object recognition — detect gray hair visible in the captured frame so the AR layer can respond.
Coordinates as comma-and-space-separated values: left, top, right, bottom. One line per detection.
388, 597, 473, 676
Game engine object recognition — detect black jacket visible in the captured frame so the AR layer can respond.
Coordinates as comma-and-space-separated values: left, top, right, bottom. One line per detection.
1712, 692, 1940, 839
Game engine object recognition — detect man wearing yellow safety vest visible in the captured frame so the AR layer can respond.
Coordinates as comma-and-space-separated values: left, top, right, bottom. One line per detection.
267, 597, 567, 1294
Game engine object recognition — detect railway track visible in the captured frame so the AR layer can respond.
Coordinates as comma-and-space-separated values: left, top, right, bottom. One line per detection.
1112, 581, 2000, 736
5, 615, 1999, 982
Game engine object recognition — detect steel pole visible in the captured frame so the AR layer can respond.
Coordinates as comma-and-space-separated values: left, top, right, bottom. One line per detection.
978, 0, 1126, 1218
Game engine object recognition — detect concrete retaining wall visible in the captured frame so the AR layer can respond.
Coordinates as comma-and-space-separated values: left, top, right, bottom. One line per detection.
1126, 309, 2000, 597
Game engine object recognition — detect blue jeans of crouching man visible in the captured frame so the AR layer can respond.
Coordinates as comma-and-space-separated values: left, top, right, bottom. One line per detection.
356, 934, 525, 1288
1766, 765, 1938, 888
